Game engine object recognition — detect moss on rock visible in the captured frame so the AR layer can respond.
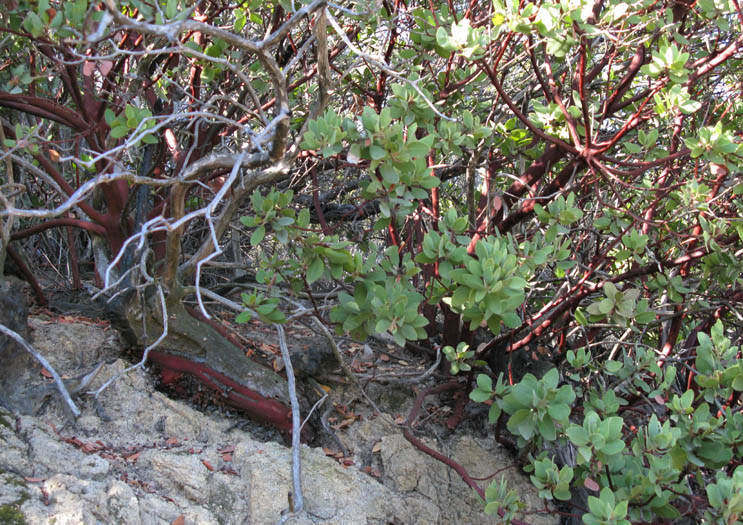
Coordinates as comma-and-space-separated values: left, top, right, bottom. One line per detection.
0, 503, 26, 525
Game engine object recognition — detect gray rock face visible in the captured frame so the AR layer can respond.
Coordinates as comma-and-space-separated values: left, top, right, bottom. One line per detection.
0, 277, 33, 413
0, 317, 557, 524
379, 434, 557, 525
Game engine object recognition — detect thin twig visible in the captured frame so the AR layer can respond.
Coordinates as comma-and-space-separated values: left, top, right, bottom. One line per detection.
301, 390, 328, 432
193, 152, 245, 318
310, 316, 394, 424
321, 400, 351, 457
361, 347, 441, 385
325, 9, 456, 122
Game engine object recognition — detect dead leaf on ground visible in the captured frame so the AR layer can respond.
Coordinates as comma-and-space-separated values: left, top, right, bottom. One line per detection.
259, 342, 278, 354
322, 447, 344, 458
125, 451, 141, 462
219, 445, 235, 462
331, 417, 357, 431
81, 441, 104, 453
362, 466, 382, 478
171, 515, 185, 525
165, 437, 178, 446
23, 477, 46, 483
372, 441, 382, 453
202, 459, 214, 471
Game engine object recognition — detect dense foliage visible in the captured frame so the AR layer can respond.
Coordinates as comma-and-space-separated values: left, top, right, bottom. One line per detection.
2, 0, 743, 522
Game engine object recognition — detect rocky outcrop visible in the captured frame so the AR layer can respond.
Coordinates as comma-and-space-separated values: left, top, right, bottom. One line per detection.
0, 317, 558, 524
0, 277, 33, 414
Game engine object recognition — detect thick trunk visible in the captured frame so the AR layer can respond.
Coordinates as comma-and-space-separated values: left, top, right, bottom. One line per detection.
120, 288, 293, 432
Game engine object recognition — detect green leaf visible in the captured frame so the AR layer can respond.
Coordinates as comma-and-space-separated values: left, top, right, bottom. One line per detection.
234, 8, 247, 32
538, 416, 556, 441
406, 140, 431, 158
166, 0, 177, 19
110, 125, 129, 139
250, 225, 266, 246
566, 425, 589, 446
369, 144, 387, 160
600, 440, 625, 455
297, 208, 310, 228
542, 368, 559, 390
598, 298, 615, 314
501, 312, 522, 329
235, 311, 251, 324
104, 109, 116, 125
436, 27, 457, 51
361, 107, 378, 132
23, 12, 44, 38
547, 403, 570, 422
470, 389, 492, 402
697, 441, 732, 468
306, 257, 324, 284
553, 482, 572, 501
477, 374, 493, 392
508, 409, 535, 439
488, 404, 500, 423
635, 310, 656, 323
379, 163, 399, 184
347, 143, 362, 164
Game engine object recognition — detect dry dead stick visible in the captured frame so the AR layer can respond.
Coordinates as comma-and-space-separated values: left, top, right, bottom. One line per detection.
311, 316, 392, 423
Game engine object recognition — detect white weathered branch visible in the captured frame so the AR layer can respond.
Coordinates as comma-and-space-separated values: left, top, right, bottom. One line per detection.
275, 323, 304, 521
325, 8, 455, 121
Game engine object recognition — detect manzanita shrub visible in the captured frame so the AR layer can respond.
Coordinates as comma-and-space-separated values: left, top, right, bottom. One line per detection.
230, 0, 743, 519
470, 320, 743, 523
3, 0, 743, 523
